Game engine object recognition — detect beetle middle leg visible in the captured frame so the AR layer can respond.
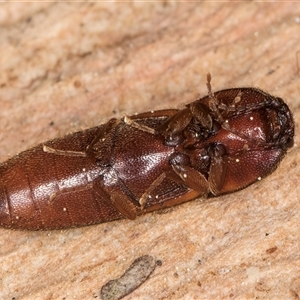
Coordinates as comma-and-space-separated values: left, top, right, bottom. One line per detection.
138, 156, 210, 214
139, 165, 209, 215
138, 173, 167, 209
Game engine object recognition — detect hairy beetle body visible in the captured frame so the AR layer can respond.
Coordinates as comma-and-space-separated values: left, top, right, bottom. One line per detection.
0, 76, 294, 230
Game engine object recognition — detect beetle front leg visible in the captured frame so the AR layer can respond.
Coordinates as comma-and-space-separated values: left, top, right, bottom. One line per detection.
156, 108, 193, 139
158, 74, 221, 137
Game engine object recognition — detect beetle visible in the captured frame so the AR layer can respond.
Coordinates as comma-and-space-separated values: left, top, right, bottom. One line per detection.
0, 74, 294, 230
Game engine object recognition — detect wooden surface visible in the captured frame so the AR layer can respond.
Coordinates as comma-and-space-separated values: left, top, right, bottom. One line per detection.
0, 2, 300, 299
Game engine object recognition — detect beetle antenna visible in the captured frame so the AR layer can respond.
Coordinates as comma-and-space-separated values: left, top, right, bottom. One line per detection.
207, 73, 217, 108
206, 73, 213, 97
206, 73, 225, 123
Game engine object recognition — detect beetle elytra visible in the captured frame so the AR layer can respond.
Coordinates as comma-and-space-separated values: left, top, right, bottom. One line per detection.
0, 74, 294, 230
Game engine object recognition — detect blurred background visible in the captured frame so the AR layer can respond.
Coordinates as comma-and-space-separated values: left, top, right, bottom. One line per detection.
0, 2, 299, 299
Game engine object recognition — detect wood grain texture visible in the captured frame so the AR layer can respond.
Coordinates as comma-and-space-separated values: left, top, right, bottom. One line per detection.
0, 2, 299, 299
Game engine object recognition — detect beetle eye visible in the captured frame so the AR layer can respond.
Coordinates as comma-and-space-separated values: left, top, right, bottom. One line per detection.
267, 99, 294, 148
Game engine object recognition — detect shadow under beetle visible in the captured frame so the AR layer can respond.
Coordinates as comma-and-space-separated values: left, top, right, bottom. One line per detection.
0, 74, 294, 230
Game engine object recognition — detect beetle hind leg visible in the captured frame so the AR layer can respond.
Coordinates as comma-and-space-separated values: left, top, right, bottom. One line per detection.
92, 181, 138, 220
123, 115, 156, 135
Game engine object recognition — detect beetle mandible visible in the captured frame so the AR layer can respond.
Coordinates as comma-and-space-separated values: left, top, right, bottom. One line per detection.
0, 74, 294, 230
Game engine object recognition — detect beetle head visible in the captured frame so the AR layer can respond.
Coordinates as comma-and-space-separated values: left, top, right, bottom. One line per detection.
189, 87, 294, 195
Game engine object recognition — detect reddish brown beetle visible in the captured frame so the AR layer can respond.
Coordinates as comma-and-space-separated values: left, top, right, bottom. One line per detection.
0, 75, 294, 230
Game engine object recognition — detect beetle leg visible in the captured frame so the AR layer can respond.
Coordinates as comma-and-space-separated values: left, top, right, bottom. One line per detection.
186, 74, 228, 131
86, 118, 119, 153
48, 183, 94, 203
138, 167, 208, 214
43, 118, 120, 157
42, 145, 87, 157
139, 173, 167, 209
157, 108, 193, 137
207, 155, 227, 196
170, 164, 209, 195
123, 115, 155, 134
45, 174, 138, 221
129, 109, 179, 120
92, 183, 138, 220
41, 119, 119, 159
188, 102, 213, 130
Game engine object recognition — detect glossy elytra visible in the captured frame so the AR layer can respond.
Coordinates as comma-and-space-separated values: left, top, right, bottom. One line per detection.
0, 74, 294, 230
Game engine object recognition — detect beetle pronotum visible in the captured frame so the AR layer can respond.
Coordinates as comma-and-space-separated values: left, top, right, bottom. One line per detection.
0, 75, 294, 230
